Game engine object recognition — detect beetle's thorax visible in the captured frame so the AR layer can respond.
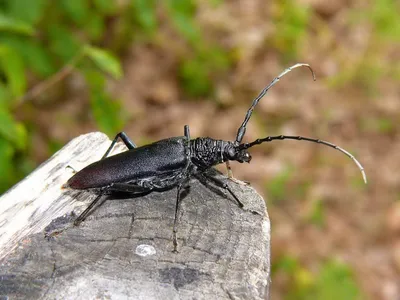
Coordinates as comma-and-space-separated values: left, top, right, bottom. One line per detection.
190, 138, 230, 168
190, 138, 251, 169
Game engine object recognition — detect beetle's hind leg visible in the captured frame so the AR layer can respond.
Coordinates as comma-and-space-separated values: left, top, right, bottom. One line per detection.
102, 132, 137, 159
74, 194, 105, 226
74, 184, 151, 226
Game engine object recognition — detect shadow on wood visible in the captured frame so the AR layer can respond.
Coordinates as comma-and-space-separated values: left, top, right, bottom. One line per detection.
0, 132, 271, 300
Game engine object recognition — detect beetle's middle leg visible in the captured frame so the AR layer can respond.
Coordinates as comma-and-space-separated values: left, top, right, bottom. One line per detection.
173, 183, 184, 253
102, 132, 137, 159
200, 171, 244, 208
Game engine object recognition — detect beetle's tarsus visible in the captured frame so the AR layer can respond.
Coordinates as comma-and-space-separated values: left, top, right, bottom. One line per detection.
229, 177, 250, 186
65, 165, 77, 174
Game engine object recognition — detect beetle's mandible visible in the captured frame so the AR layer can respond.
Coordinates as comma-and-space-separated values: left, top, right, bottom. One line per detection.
63, 63, 367, 252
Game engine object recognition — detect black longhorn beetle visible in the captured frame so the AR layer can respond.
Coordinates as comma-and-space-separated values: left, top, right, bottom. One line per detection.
63, 63, 367, 251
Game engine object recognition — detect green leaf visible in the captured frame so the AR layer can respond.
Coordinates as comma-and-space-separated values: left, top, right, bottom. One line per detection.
0, 13, 34, 35
59, 0, 89, 25
84, 46, 122, 79
0, 105, 27, 150
0, 45, 26, 98
6, 0, 46, 25
166, 0, 200, 44
84, 69, 106, 90
132, 0, 158, 34
0, 84, 12, 106
0, 36, 55, 77
93, 0, 117, 15
0, 139, 16, 194
47, 25, 80, 61
84, 14, 105, 41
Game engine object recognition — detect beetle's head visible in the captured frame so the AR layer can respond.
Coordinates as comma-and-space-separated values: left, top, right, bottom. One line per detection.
225, 144, 252, 163
236, 149, 252, 163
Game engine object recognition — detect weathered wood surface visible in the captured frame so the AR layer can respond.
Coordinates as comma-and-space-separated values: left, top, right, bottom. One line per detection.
0, 132, 271, 300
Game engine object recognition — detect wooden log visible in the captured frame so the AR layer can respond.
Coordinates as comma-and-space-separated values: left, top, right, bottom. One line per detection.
0, 132, 271, 299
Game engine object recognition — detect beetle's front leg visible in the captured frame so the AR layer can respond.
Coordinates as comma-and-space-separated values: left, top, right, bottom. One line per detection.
224, 161, 250, 186
225, 161, 234, 179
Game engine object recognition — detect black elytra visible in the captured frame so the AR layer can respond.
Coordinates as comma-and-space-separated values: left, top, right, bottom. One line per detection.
64, 63, 367, 252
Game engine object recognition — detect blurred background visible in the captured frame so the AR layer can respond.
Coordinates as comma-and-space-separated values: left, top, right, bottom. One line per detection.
0, 0, 399, 298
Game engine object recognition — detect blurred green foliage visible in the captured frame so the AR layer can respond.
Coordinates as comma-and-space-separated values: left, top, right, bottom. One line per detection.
328, 0, 399, 90
264, 166, 294, 203
270, 0, 311, 60
306, 199, 326, 227
165, 0, 231, 97
273, 256, 363, 300
0, 0, 228, 194
0, 0, 127, 193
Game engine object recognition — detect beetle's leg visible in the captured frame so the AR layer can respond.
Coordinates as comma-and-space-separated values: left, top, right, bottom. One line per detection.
107, 183, 151, 194
172, 183, 184, 253
200, 172, 244, 208
184, 125, 190, 140
102, 132, 137, 159
74, 184, 150, 226
225, 161, 234, 178
74, 194, 105, 226
224, 161, 249, 185
65, 164, 77, 174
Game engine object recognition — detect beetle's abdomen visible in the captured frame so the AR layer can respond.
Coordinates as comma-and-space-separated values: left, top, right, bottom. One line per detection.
67, 137, 188, 189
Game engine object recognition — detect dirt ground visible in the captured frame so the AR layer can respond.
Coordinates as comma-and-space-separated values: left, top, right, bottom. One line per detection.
22, 1, 399, 299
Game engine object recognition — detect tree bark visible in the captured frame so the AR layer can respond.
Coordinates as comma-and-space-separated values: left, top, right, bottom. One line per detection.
0, 132, 271, 300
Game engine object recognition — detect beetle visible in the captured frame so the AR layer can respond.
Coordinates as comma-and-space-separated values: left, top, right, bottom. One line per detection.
63, 63, 367, 251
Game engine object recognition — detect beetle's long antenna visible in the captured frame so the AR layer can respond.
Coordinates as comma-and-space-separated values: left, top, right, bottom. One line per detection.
235, 63, 316, 145
240, 135, 367, 183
